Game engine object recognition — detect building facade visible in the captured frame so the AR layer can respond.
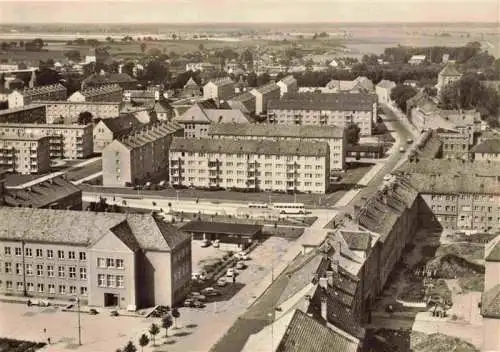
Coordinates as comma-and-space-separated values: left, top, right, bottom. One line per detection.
37, 101, 122, 124
471, 138, 500, 162
267, 92, 376, 136
277, 75, 298, 97
436, 63, 462, 96
0, 135, 51, 174
203, 78, 235, 102
375, 80, 396, 103
208, 123, 346, 171
102, 122, 183, 187
436, 129, 470, 160
0, 208, 191, 309
8, 84, 67, 108
169, 138, 330, 194
0, 105, 46, 124
0, 123, 93, 159
250, 83, 281, 115
93, 114, 143, 153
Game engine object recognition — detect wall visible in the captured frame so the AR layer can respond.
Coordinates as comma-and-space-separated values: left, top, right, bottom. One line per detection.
483, 318, 500, 352
485, 261, 500, 292
143, 251, 173, 307
102, 141, 132, 187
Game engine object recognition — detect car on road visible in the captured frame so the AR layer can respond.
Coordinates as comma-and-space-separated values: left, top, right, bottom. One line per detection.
236, 261, 247, 270
200, 239, 210, 248
183, 298, 205, 308
383, 174, 393, 182
407, 138, 413, 144
192, 272, 206, 281
235, 252, 250, 261
226, 268, 238, 277
201, 287, 221, 296
399, 147, 406, 153
188, 292, 207, 302
216, 278, 228, 287
212, 239, 220, 248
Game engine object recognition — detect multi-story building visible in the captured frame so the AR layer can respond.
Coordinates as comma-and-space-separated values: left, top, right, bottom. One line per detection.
93, 114, 144, 153
276, 75, 298, 97
436, 128, 470, 159
7, 84, 67, 108
102, 121, 183, 187
227, 92, 256, 115
67, 84, 123, 103
267, 92, 377, 136
0, 123, 93, 159
325, 76, 374, 94
471, 138, 500, 162
203, 78, 235, 102
375, 80, 396, 103
0, 135, 51, 174
0, 105, 46, 124
0, 207, 191, 309
37, 101, 122, 124
169, 138, 330, 194
208, 123, 346, 171
174, 103, 251, 138
436, 63, 462, 96
250, 83, 281, 115
183, 77, 201, 98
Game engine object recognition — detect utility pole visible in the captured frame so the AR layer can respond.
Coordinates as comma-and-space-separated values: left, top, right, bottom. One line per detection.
76, 297, 81, 345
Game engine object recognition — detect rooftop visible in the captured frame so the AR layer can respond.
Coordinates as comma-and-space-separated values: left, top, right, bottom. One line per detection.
252, 82, 280, 95
470, 138, 500, 154
180, 220, 262, 237
175, 103, 250, 124
0, 122, 91, 129
481, 284, 500, 319
0, 104, 45, 115
18, 83, 66, 96
0, 134, 47, 141
439, 63, 462, 77
268, 92, 376, 112
99, 113, 144, 137
118, 121, 183, 150
170, 137, 330, 157
279, 75, 297, 86
397, 159, 500, 178
83, 73, 137, 85
80, 84, 122, 98
205, 77, 234, 87
208, 123, 344, 139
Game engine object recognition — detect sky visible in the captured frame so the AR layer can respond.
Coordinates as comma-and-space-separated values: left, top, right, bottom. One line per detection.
0, 0, 498, 24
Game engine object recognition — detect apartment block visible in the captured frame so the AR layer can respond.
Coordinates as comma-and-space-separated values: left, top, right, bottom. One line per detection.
0, 123, 93, 159
203, 78, 235, 102
169, 138, 330, 194
36, 101, 122, 124
67, 84, 123, 103
436, 128, 470, 159
8, 84, 67, 108
0, 208, 191, 309
276, 75, 298, 97
208, 123, 346, 171
93, 114, 144, 153
0, 135, 51, 174
102, 122, 183, 187
250, 83, 281, 115
0, 105, 46, 124
267, 92, 377, 136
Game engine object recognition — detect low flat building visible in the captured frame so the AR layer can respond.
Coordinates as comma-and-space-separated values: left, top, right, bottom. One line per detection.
3, 176, 82, 209
250, 83, 281, 115
102, 121, 183, 187
8, 84, 67, 108
180, 221, 262, 251
208, 123, 346, 170
0, 123, 93, 160
471, 138, 500, 162
67, 84, 123, 103
0, 135, 51, 174
203, 77, 235, 103
36, 101, 122, 124
0, 104, 46, 124
0, 208, 191, 309
267, 92, 377, 136
169, 138, 330, 194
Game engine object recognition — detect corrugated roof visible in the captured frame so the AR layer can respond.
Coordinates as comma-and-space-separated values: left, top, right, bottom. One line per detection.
170, 137, 330, 157
268, 92, 375, 111
481, 284, 500, 319
208, 123, 344, 139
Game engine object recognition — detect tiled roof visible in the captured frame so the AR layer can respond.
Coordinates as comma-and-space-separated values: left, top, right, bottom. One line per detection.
0, 207, 189, 251
231, 92, 255, 103
204, 109, 250, 124
439, 63, 462, 77
180, 220, 261, 237
276, 310, 359, 352
471, 138, 500, 154
153, 101, 173, 114
340, 231, 372, 251
170, 137, 330, 157
397, 159, 500, 177
405, 172, 500, 195
252, 82, 280, 95
481, 284, 500, 319
268, 92, 376, 111
208, 123, 344, 139
118, 121, 183, 150
100, 113, 144, 136
206, 77, 234, 87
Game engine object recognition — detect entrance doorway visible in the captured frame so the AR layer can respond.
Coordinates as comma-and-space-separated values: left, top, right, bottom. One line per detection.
104, 293, 119, 307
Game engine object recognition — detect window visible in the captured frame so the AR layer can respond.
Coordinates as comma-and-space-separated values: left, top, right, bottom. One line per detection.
17, 282, 24, 291
68, 251, 76, 260
27, 282, 34, 292
98, 274, 106, 287
116, 275, 124, 288
80, 267, 87, 280
37, 283, 44, 293
106, 258, 115, 268
4, 247, 11, 255
116, 259, 124, 269
69, 267, 76, 279
79, 252, 86, 261
36, 264, 43, 276
35, 249, 43, 258
48, 284, 55, 294
6, 281, 13, 290
80, 287, 87, 295
15, 247, 22, 256
57, 250, 64, 259
15, 263, 22, 275
25, 248, 32, 257
47, 249, 54, 259
58, 266, 65, 278
25, 264, 33, 276
107, 275, 115, 288
59, 285, 66, 295
97, 258, 106, 268
69, 286, 76, 294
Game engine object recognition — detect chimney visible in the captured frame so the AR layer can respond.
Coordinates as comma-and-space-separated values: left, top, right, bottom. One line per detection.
319, 276, 328, 289
331, 259, 339, 273
320, 296, 328, 321
326, 270, 333, 286
304, 294, 312, 313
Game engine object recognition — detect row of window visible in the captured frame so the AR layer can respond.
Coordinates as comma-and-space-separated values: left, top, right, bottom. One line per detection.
3, 247, 86, 261
3, 263, 87, 280
0, 280, 87, 296
176, 153, 323, 161
97, 274, 124, 288
96, 257, 125, 269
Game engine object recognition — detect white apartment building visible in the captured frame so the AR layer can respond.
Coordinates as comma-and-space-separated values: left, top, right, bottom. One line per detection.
0, 135, 51, 174
203, 78, 235, 102
8, 84, 67, 108
250, 83, 281, 115
169, 138, 330, 194
36, 101, 122, 124
208, 123, 346, 171
267, 92, 377, 136
0, 123, 93, 159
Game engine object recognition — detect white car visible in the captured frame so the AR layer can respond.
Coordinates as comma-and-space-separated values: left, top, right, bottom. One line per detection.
226, 268, 238, 277
212, 239, 220, 248
235, 252, 250, 261
217, 278, 227, 287
383, 174, 393, 182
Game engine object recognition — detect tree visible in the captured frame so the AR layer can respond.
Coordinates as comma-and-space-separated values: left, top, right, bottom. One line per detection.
345, 123, 361, 145
143, 59, 169, 84
121, 61, 135, 77
64, 50, 81, 62
138, 334, 149, 352
172, 33, 177, 40
257, 73, 270, 86
36, 68, 60, 86
161, 314, 173, 337
390, 84, 418, 112
246, 72, 257, 87
140, 42, 146, 53
149, 323, 160, 346
78, 111, 93, 124
198, 43, 205, 52
122, 341, 137, 352
171, 307, 180, 329
147, 48, 162, 57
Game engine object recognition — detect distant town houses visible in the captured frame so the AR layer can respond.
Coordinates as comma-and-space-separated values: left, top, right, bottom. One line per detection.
37, 100, 122, 124
67, 84, 123, 103
203, 77, 236, 103
8, 83, 67, 108
185, 62, 217, 72
325, 76, 374, 94
93, 113, 145, 153
81, 72, 138, 90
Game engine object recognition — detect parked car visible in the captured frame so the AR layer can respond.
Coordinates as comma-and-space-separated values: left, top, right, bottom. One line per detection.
407, 138, 414, 144
235, 252, 250, 261
226, 268, 238, 277
399, 147, 406, 153
144, 182, 152, 190
212, 239, 220, 248
217, 278, 228, 287
183, 298, 195, 307
88, 308, 99, 315
236, 261, 247, 270
110, 310, 119, 317
191, 300, 205, 308
189, 292, 206, 302
201, 287, 221, 296
200, 239, 210, 248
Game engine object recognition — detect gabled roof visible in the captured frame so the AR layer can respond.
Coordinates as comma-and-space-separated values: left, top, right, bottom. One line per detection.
99, 114, 144, 136
276, 310, 359, 352
184, 77, 200, 88
339, 231, 372, 251
439, 63, 462, 77
482, 284, 500, 319
470, 138, 500, 154
175, 103, 210, 123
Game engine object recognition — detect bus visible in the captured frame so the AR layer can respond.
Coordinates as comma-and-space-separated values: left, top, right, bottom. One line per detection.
271, 203, 306, 214
248, 203, 269, 209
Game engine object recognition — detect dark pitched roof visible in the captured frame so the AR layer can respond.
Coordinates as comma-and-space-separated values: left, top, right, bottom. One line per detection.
109, 221, 141, 252
482, 284, 500, 319
268, 92, 376, 112
276, 310, 359, 352
471, 138, 500, 154
252, 82, 280, 95
397, 159, 500, 178
101, 114, 144, 136
340, 231, 372, 251
485, 238, 500, 262
83, 73, 137, 85
180, 220, 261, 237
439, 63, 462, 77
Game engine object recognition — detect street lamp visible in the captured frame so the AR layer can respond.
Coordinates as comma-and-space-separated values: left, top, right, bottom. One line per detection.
74, 296, 82, 345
